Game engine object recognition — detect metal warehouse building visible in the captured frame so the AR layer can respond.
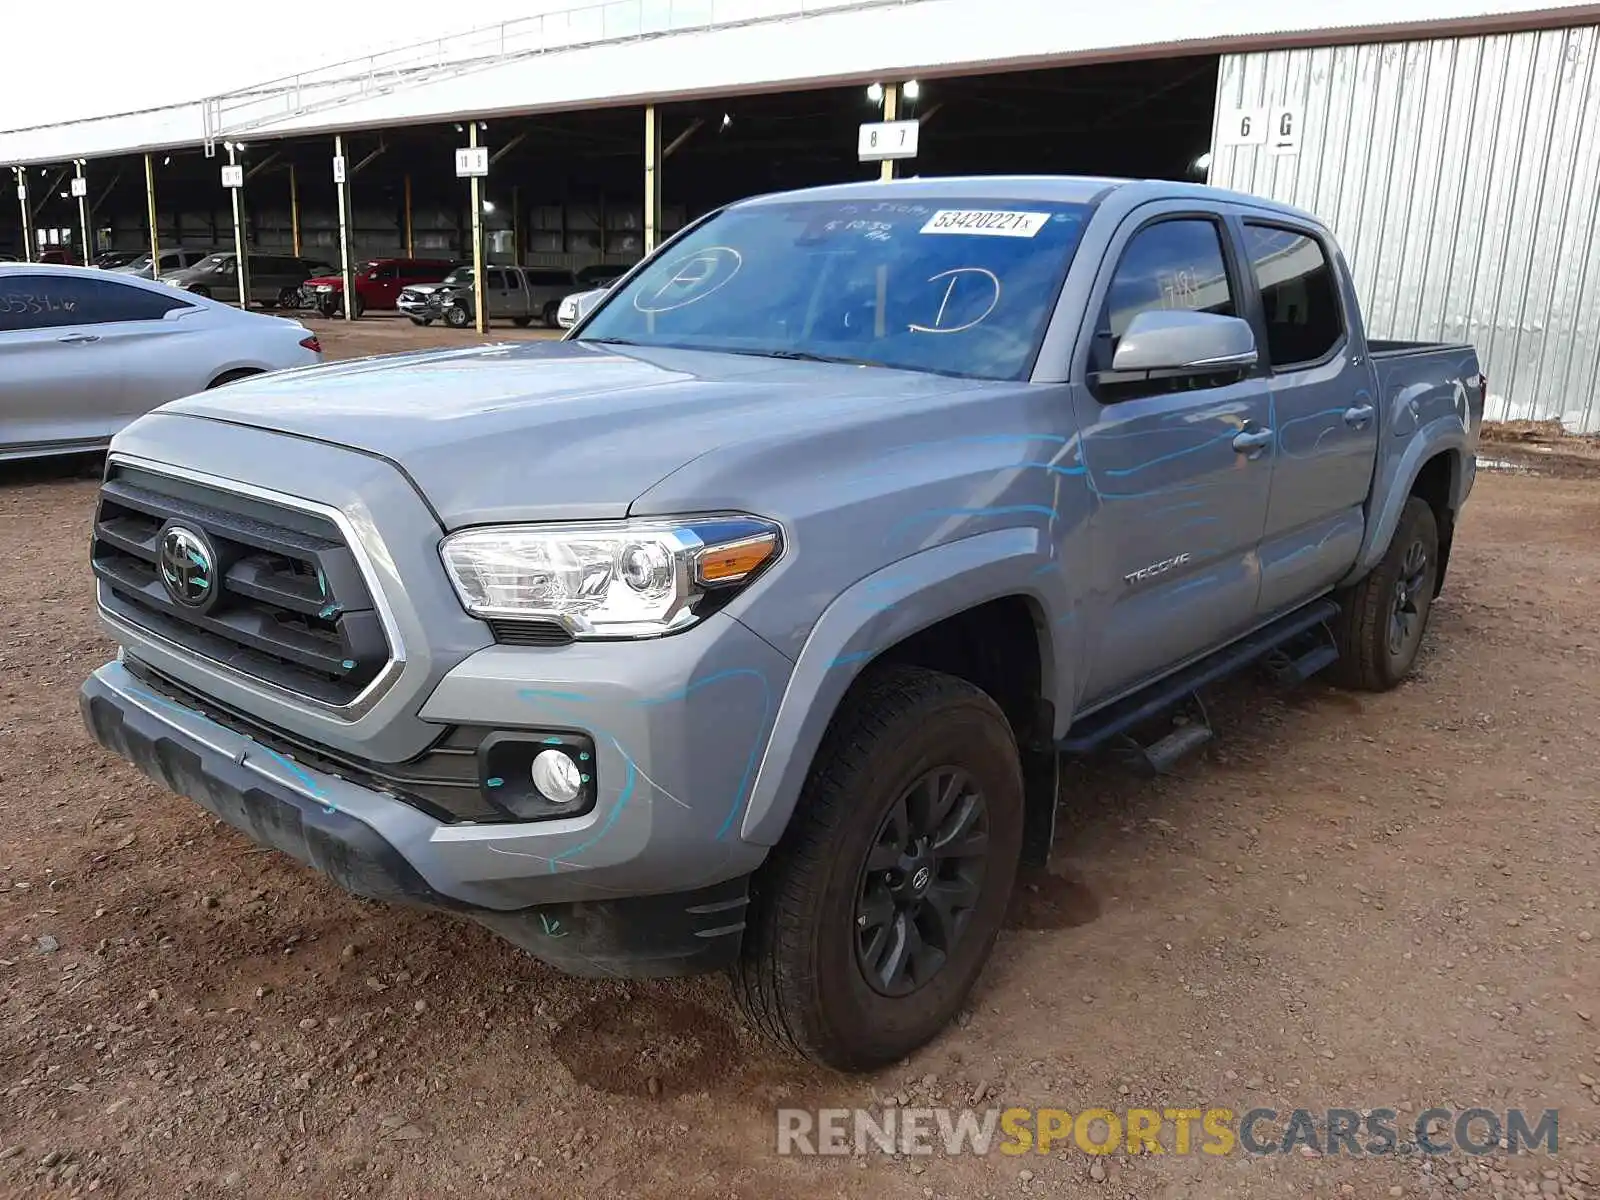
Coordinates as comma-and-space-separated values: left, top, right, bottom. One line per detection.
6, 0, 1600, 428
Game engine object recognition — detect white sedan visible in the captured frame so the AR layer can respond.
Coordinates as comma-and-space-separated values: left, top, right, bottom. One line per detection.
1, 263, 323, 462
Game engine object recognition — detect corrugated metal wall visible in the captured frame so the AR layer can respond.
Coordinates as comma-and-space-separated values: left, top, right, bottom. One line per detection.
1210, 26, 1600, 432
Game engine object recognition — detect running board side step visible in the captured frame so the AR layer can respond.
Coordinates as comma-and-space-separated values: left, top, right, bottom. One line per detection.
1059, 599, 1341, 759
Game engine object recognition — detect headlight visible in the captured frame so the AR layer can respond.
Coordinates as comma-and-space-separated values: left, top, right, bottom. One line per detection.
315, 284, 334, 292
440, 515, 783, 638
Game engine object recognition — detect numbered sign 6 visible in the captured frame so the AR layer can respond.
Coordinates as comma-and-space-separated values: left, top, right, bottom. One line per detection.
1218, 108, 1269, 147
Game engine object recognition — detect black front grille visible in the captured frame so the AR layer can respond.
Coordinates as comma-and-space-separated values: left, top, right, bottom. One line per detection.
92, 465, 391, 706
125, 662, 503, 823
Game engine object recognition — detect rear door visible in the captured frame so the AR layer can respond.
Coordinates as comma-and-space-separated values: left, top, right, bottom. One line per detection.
1069, 207, 1278, 705
1236, 220, 1378, 615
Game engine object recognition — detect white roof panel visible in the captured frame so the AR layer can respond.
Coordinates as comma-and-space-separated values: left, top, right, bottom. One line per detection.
2, 0, 1592, 165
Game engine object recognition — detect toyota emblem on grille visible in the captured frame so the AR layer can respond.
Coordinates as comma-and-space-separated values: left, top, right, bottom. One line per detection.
158, 525, 216, 608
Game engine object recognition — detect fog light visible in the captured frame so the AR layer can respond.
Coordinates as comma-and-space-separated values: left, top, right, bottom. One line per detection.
530, 748, 583, 805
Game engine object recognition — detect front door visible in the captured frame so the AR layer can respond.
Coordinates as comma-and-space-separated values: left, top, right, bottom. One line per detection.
1235, 220, 1380, 615
1069, 211, 1277, 707
0, 272, 124, 452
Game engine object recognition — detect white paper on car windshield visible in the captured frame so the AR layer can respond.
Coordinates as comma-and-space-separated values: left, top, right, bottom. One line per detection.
920, 210, 1051, 237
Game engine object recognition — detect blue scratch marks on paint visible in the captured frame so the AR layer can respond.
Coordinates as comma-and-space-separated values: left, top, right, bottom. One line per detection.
1054, 610, 1078, 626
485, 776, 504, 789
885, 504, 1058, 547
538, 912, 570, 938
542, 736, 563, 745
315, 568, 328, 599
1168, 573, 1220, 599
1031, 562, 1060, 577
1015, 460, 1088, 477
257, 744, 332, 810
1101, 431, 1237, 476
519, 688, 591, 704
518, 667, 774, 852
547, 754, 635, 873
318, 602, 342, 620
830, 650, 876, 668
340, 659, 356, 670
631, 669, 773, 840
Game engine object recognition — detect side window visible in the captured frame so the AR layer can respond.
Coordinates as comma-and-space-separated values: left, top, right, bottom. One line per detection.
1242, 224, 1344, 368
486, 270, 508, 290
371, 264, 399, 281
1101, 218, 1236, 347
0, 273, 192, 331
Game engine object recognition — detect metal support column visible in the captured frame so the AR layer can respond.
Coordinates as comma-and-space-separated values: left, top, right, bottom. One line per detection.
290, 163, 301, 257
14, 168, 32, 262
335, 135, 354, 321
469, 123, 486, 336
644, 104, 663, 256
227, 145, 249, 309
144, 155, 159, 276
75, 162, 90, 265
880, 85, 900, 182
404, 175, 413, 257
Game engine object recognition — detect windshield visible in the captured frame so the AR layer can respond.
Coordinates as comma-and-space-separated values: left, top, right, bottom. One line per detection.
441, 268, 473, 286
576, 197, 1094, 380
192, 254, 232, 273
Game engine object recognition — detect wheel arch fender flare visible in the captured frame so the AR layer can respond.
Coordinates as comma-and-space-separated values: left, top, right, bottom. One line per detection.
738, 527, 1061, 847
1341, 417, 1467, 588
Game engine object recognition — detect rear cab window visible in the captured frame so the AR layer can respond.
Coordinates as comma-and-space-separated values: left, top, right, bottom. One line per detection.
1240, 223, 1346, 369
576, 196, 1096, 380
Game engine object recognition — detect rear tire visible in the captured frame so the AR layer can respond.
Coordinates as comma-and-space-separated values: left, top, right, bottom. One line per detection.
277, 287, 301, 310
409, 317, 433, 327
190, 286, 212, 299
543, 302, 560, 328
1328, 496, 1440, 691
206, 368, 260, 390
511, 315, 534, 328
732, 665, 1024, 1071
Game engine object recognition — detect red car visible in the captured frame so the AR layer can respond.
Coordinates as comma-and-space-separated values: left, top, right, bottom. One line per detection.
306, 257, 457, 317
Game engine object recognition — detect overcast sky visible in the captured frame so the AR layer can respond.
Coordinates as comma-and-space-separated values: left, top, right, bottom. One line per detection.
2, 0, 555, 130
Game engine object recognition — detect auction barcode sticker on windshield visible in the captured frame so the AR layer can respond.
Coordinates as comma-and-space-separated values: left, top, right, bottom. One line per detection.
920, 210, 1051, 237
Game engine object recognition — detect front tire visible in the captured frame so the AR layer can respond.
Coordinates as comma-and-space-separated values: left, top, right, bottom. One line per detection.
1328, 496, 1440, 691
733, 665, 1024, 1071
444, 304, 472, 329
408, 317, 433, 327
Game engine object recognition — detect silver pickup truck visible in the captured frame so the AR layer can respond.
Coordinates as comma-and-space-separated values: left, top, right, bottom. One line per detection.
399, 266, 576, 329
80, 177, 1482, 1071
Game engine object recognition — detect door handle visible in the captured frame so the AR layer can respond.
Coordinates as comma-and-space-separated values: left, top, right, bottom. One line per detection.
57, 333, 101, 344
1232, 427, 1275, 457
1344, 403, 1375, 429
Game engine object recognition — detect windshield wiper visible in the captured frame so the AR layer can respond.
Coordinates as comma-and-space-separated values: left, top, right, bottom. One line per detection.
585, 337, 642, 347
723, 347, 887, 368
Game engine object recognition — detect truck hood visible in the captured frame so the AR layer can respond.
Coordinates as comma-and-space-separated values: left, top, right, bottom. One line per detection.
400, 282, 454, 295
305, 275, 342, 288
157, 340, 979, 527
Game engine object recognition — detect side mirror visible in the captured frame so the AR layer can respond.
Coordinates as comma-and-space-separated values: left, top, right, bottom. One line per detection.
1110, 310, 1258, 377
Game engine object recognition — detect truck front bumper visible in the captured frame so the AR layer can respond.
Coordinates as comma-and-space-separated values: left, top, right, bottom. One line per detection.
81, 649, 779, 976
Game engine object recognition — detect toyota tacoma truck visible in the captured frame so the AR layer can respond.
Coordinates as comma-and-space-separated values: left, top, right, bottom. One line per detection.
80, 177, 1484, 1071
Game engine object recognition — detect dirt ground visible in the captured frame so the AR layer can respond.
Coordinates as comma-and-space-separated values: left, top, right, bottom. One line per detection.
2, 329, 1599, 1198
